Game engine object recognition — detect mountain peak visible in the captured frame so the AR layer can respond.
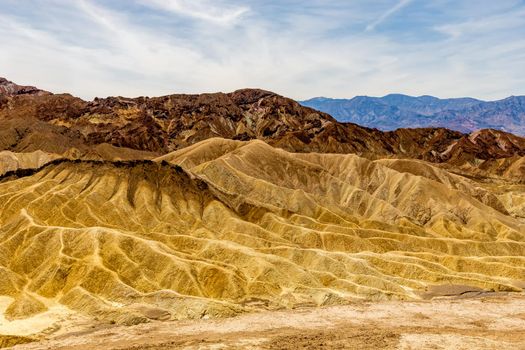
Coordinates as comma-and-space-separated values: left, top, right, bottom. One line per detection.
501, 95, 525, 103
300, 93, 525, 136
227, 88, 278, 104
0, 77, 50, 97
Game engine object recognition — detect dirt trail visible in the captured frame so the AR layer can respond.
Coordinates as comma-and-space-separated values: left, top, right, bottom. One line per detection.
4, 294, 525, 349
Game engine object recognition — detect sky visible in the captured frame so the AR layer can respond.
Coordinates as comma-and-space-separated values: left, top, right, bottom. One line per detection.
0, 0, 524, 100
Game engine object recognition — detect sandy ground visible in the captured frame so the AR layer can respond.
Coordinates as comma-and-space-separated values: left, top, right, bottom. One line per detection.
3, 294, 525, 350
0, 297, 91, 337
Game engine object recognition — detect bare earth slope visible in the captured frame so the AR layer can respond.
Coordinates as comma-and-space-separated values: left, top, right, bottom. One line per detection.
0, 139, 523, 336
0, 150, 61, 176
7, 295, 525, 350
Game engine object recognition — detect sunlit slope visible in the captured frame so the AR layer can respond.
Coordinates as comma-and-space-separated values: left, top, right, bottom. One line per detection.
0, 150, 61, 176
0, 139, 523, 325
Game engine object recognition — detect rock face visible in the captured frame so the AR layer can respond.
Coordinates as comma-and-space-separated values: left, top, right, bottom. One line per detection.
0, 86, 396, 156
0, 77, 50, 97
0, 150, 61, 176
301, 94, 525, 136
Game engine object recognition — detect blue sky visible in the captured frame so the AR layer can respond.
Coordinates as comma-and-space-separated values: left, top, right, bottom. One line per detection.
0, 0, 524, 100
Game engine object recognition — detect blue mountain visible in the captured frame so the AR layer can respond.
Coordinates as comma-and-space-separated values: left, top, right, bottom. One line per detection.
300, 94, 525, 135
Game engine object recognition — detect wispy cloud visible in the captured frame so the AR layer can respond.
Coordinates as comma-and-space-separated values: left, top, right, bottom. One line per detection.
138, 0, 249, 25
435, 7, 525, 39
0, 0, 523, 101
366, 0, 414, 32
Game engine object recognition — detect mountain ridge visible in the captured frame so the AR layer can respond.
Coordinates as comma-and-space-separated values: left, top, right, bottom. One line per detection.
0, 77, 50, 97
1, 77, 524, 183
300, 94, 525, 136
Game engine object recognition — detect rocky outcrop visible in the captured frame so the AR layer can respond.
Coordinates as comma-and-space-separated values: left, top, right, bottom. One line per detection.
0, 78, 524, 179
0, 77, 50, 97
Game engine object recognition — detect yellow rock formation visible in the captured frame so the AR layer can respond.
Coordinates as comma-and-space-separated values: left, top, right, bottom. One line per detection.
0, 138, 523, 324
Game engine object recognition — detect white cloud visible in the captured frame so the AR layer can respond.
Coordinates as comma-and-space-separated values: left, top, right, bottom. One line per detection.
365, 0, 413, 32
434, 7, 525, 39
138, 0, 249, 25
0, 0, 523, 101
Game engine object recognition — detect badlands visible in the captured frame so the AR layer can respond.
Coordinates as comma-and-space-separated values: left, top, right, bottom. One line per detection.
0, 78, 524, 348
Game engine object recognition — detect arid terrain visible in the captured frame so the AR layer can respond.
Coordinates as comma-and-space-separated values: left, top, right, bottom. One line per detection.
2, 294, 525, 349
0, 78, 524, 349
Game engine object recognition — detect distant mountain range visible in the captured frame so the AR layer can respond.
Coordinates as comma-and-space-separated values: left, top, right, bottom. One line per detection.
300, 94, 525, 136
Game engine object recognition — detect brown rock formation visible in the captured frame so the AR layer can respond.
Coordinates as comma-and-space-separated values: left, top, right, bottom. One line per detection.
1, 79, 524, 177
0, 77, 50, 97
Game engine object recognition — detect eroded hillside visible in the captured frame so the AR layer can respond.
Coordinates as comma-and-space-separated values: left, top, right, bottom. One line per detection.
0, 80, 524, 348
0, 138, 523, 328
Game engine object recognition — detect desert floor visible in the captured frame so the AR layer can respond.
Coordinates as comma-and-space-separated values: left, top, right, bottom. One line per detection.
2, 293, 524, 350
